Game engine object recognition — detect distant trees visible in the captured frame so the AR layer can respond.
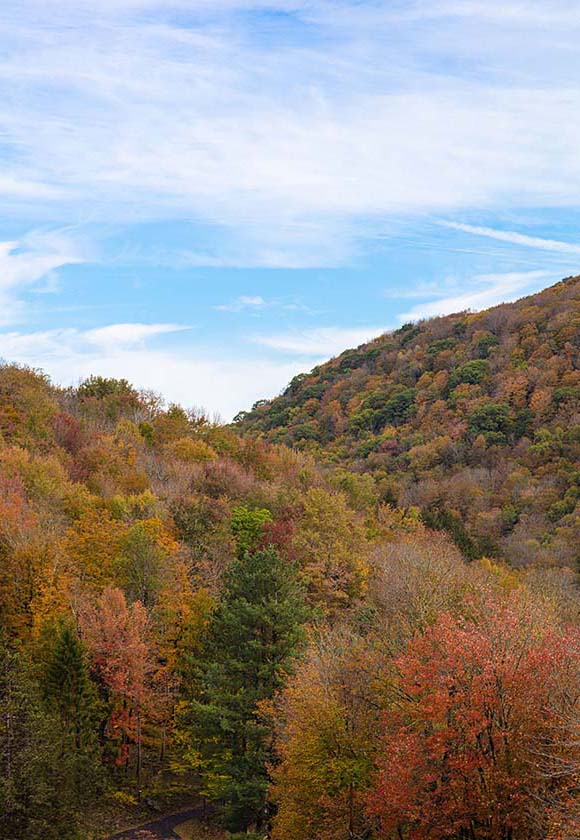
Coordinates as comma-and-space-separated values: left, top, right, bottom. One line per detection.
235, 276, 580, 568
467, 401, 513, 445
291, 487, 369, 613
77, 376, 143, 422
114, 518, 181, 608
448, 359, 489, 390
230, 505, 272, 558
0, 363, 57, 447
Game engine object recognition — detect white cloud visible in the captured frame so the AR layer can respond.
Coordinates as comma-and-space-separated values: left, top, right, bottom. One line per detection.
215, 295, 267, 312
0, 231, 86, 324
441, 222, 580, 254
214, 294, 312, 314
252, 325, 386, 356
324, 1, 580, 27
0, 174, 64, 200
238, 296, 265, 306
0, 323, 188, 356
400, 269, 560, 321
84, 322, 189, 348
2, 2, 580, 264
398, 1, 580, 26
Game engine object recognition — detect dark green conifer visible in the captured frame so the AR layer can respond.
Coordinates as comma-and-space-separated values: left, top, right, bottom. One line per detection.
43, 623, 103, 801
187, 547, 309, 832
0, 641, 79, 839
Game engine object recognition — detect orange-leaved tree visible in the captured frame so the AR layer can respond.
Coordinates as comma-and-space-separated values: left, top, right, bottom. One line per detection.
367, 596, 580, 840
80, 586, 158, 799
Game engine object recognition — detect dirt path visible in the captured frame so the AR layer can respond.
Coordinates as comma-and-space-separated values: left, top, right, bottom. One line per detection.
105, 805, 204, 839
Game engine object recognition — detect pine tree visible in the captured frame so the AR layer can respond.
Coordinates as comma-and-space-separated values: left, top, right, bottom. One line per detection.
43, 623, 103, 801
0, 641, 78, 839
187, 547, 309, 832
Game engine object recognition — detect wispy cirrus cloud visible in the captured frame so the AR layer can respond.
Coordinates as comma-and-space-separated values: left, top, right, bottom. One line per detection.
252, 325, 386, 356
331, 1, 580, 27
400, 269, 561, 321
84, 322, 190, 348
0, 323, 188, 358
440, 222, 580, 255
215, 294, 310, 314
0, 230, 87, 324
3, 2, 580, 266
214, 295, 267, 312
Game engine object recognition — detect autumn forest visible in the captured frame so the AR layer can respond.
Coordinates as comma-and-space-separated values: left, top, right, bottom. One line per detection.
4, 277, 580, 840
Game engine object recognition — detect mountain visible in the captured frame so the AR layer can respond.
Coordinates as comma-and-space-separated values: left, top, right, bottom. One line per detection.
236, 275, 580, 567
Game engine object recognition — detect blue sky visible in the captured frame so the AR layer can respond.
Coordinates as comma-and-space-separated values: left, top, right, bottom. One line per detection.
2, 1, 580, 418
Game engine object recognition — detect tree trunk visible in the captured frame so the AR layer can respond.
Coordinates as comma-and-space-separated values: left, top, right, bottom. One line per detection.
136, 705, 142, 802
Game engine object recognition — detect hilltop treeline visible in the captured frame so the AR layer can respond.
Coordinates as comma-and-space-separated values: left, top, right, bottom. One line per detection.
237, 276, 580, 568
1, 361, 580, 840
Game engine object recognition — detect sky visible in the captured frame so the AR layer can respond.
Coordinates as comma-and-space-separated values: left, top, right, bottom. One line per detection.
2, 1, 580, 418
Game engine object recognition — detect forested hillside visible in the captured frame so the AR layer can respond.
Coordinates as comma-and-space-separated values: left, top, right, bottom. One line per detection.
2, 329, 580, 839
237, 275, 580, 567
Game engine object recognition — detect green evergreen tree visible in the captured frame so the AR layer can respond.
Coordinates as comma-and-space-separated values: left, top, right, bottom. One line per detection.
187, 547, 309, 832
0, 641, 79, 839
43, 623, 103, 802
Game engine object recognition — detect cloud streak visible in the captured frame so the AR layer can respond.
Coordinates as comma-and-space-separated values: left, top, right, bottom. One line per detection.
84, 323, 190, 348
400, 270, 561, 321
441, 222, 580, 255
215, 295, 267, 312
252, 325, 387, 356
0, 231, 87, 324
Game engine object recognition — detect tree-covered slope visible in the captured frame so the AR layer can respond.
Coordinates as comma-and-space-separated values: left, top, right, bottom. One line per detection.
236, 275, 580, 566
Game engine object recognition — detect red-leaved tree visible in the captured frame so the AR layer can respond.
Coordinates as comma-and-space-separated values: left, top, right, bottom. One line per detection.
80, 586, 157, 798
367, 597, 580, 840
